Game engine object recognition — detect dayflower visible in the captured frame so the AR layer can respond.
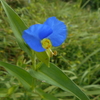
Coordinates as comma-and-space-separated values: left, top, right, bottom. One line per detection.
22, 17, 67, 52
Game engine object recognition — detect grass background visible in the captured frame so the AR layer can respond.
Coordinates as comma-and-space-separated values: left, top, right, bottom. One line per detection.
0, 0, 100, 99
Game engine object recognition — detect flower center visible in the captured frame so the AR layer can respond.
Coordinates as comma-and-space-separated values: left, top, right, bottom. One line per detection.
41, 38, 52, 49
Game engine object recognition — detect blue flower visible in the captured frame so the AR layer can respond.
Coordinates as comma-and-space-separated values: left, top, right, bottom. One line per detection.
22, 17, 67, 52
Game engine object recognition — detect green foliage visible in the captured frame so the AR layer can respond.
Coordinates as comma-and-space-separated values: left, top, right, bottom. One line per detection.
80, 0, 100, 10
0, 61, 34, 90
62, 0, 100, 10
0, 0, 50, 67
6, 0, 27, 8
0, 0, 100, 100
30, 63, 89, 100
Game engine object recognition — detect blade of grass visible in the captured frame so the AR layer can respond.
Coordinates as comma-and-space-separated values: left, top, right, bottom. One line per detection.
30, 63, 90, 100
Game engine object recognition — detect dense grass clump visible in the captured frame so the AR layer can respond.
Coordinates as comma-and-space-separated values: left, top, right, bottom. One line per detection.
0, 0, 100, 99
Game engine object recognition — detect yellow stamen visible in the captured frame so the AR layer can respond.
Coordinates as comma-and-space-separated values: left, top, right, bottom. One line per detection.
41, 38, 52, 49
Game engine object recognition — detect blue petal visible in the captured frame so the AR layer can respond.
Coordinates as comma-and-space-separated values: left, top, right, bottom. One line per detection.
22, 31, 45, 52
25, 24, 43, 39
22, 24, 53, 52
38, 24, 53, 40
24, 24, 53, 40
44, 17, 67, 46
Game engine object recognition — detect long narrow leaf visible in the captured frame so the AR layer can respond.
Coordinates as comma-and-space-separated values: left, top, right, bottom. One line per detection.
0, 0, 32, 57
30, 63, 90, 100
0, 0, 49, 66
0, 61, 34, 90
55, 90, 100, 97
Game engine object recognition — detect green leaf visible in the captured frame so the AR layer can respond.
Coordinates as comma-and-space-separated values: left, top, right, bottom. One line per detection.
36, 88, 58, 100
0, 61, 34, 90
0, 0, 49, 65
35, 52, 50, 67
0, 0, 31, 56
30, 63, 90, 100
55, 90, 100, 97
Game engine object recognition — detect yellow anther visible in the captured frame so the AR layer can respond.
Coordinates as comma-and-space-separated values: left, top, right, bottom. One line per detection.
41, 38, 52, 49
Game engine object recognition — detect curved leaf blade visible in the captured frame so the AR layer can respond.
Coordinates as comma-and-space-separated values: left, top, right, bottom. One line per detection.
0, 0, 31, 56
0, 61, 34, 90
30, 63, 90, 100
0, 0, 50, 66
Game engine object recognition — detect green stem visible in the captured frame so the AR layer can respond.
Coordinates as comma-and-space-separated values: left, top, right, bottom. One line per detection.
30, 50, 37, 91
